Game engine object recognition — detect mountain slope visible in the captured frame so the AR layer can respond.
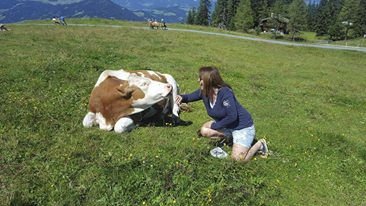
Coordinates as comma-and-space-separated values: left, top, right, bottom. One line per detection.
0, 0, 320, 24
111, 0, 199, 10
134, 6, 189, 23
0, 0, 142, 23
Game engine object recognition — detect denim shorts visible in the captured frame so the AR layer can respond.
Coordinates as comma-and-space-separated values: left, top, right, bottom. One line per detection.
222, 125, 255, 148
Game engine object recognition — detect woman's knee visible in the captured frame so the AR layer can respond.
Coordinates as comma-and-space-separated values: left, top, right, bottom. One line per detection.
231, 144, 249, 162
200, 127, 210, 137
202, 120, 213, 128
200, 121, 213, 136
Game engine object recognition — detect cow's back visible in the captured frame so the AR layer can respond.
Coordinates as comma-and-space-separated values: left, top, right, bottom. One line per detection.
130, 70, 168, 83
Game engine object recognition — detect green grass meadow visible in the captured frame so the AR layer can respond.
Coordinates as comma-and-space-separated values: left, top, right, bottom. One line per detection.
1, 19, 365, 205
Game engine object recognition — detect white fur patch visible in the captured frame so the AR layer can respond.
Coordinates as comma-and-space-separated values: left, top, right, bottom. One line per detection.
96, 112, 113, 131
83, 112, 96, 128
114, 117, 135, 133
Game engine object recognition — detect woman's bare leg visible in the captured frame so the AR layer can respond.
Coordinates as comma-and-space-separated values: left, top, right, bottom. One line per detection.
200, 121, 225, 140
231, 144, 249, 161
243, 141, 262, 161
231, 141, 263, 162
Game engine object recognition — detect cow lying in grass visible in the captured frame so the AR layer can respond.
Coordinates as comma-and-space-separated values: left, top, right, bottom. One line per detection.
83, 69, 183, 133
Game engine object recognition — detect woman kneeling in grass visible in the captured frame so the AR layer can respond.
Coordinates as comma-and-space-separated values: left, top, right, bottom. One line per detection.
175, 66, 268, 162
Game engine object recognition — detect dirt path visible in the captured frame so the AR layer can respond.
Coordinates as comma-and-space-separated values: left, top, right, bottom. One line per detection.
23, 23, 366, 53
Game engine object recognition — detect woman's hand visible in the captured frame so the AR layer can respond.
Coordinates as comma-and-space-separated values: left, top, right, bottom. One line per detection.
175, 95, 183, 105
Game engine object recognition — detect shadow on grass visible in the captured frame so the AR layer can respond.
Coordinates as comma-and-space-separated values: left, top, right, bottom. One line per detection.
137, 114, 193, 128
10, 191, 37, 206
317, 131, 366, 180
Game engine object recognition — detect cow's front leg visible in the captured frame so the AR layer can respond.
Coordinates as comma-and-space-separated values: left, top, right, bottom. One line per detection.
83, 112, 96, 128
163, 74, 180, 118
95, 113, 113, 131
114, 117, 136, 133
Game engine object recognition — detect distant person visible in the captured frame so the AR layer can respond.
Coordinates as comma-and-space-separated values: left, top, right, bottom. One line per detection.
175, 66, 269, 162
60, 16, 67, 26
161, 18, 167, 30
0, 24, 9, 31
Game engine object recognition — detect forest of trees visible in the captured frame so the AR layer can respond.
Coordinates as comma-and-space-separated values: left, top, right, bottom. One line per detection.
186, 0, 366, 40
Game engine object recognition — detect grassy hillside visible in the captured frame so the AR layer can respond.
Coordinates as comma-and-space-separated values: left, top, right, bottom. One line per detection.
1, 19, 365, 205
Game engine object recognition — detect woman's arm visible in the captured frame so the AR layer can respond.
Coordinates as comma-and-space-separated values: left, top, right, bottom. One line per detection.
179, 89, 202, 103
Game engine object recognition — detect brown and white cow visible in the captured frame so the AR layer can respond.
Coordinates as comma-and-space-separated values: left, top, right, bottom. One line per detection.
82, 69, 181, 133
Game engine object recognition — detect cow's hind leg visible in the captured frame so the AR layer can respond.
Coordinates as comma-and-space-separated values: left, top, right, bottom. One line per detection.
114, 117, 136, 133
83, 112, 96, 128
163, 74, 183, 125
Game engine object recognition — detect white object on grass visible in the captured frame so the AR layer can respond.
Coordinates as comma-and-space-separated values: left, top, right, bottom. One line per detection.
210, 147, 228, 159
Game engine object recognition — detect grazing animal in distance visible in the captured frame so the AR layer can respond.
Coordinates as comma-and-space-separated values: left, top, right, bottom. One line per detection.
148, 20, 161, 29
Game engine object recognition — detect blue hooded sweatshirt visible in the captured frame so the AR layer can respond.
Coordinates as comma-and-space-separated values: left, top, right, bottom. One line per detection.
181, 87, 253, 130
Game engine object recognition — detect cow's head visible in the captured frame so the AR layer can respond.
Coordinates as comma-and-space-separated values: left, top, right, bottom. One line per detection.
117, 73, 172, 109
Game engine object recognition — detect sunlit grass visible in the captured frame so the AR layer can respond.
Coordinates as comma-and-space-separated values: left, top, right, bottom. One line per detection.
1, 18, 365, 205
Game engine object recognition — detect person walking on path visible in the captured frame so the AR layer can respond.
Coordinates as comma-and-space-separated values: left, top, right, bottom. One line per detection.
60, 16, 67, 26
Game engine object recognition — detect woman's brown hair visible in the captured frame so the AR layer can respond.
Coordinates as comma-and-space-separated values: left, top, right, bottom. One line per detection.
199, 66, 231, 101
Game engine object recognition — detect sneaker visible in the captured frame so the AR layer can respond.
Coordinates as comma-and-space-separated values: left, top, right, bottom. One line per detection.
259, 139, 269, 158
214, 138, 226, 147
210, 147, 228, 159
223, 132, 233, 147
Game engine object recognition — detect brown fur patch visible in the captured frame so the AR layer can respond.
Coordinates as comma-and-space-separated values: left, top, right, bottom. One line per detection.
89, 76, 145, 125
131, 70, 168, 83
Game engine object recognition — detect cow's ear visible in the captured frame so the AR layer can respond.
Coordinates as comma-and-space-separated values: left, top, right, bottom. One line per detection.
117, 84, 134, 99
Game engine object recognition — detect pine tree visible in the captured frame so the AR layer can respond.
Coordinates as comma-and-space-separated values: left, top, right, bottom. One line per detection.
227, 0, 240, 30
196, 0, 211, 26
354, 0, 366, 36
251, 0, 269, 27
288, 0, 307, 40
188, 8, 196, 24
338, 0, 360, 39
272, 0, 287, 16
314, 0, 329, 35
187, 9, 193, 24
326, 0, 345, 40
211, 0, 229, 27
314, 0, 342, 37
233, 0, 254, 32
307, 1, 318, 31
